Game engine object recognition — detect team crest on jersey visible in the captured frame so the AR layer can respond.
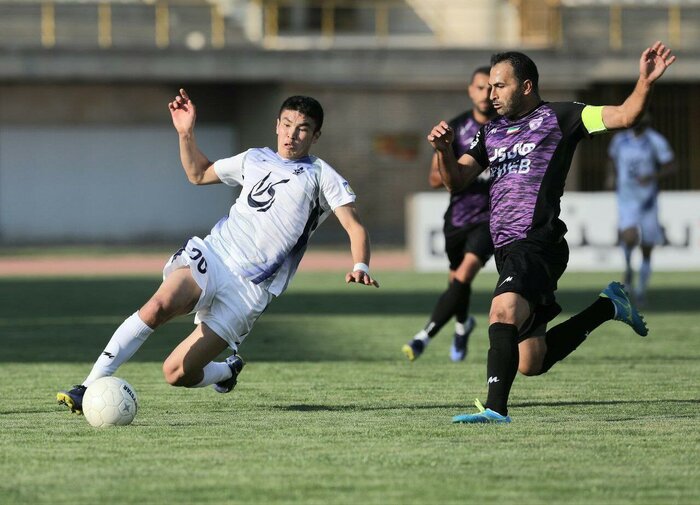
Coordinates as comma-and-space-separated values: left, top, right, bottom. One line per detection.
343, 181, 355, 196
248, 172, 290, 212
529, 118, 543, 131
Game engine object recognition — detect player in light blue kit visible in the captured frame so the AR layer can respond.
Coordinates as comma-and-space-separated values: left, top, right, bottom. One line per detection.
608, 113, 675, 306
58, 90, 379, 414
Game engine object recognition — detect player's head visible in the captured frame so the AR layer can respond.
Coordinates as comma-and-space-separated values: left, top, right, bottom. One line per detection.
488, 51, 540, 118
276, 96, 323, 160
279, 96, 324, 132
468, 66, 495, 119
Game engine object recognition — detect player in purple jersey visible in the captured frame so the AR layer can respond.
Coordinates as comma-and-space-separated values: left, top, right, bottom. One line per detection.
428, 41, 675, 423
403, 66, 496, 362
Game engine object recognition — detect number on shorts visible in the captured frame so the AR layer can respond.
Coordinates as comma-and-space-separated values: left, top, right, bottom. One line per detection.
189, 247, 208, 274
171, 242, 207, 274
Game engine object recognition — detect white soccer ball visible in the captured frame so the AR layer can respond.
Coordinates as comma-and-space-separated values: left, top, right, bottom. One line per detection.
83, 377, 138, 428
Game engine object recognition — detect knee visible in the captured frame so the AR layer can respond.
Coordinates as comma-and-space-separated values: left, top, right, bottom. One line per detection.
518, 348, 546, 375
162, 358, 189, 387
454, 271, 476, 284
489, 305, 511, 324
455, 260, 481, 284
621, 230, 638, 247
141, 295, 171, 328
518, 362, 542, 376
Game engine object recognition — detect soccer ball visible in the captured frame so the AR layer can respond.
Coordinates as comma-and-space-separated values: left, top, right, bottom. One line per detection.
83, 377, 138, 428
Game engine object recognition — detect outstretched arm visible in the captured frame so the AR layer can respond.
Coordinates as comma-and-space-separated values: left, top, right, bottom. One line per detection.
427, 121, 485, 192
639, 160, 676, 186
602, 41, 676, 130
428, 152, 446, 189
168, 88, 221, 185
334, 204, 380, 288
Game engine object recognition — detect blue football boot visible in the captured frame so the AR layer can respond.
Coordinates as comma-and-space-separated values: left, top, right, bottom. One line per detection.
452, 399, 512, 424
600, 281, 649, 336
450, 315, 476, 362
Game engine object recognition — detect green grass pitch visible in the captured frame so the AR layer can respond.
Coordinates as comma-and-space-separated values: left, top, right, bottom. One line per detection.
1, 270, 698, 504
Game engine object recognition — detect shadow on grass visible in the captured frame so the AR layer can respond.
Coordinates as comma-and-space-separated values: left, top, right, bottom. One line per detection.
3, 278, 699, 318
276, 398, 700, 412
2, 278, 699, 363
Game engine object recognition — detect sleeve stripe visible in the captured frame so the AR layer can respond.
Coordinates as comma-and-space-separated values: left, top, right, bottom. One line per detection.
581, 105, 607, 134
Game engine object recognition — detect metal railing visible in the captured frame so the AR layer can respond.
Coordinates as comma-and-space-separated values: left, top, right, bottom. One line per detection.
0, 0, 245, 49
1, 0, 699, 51
258, 0, 436, 49
516, 0, 697, 51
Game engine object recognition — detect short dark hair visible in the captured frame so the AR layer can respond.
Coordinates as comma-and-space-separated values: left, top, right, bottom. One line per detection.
490, 51, 539, 95
279, 96, 324, 132
471, 66, 491, 82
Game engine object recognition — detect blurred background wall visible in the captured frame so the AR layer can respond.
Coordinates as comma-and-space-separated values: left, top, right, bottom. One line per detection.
1, 0, 699, 246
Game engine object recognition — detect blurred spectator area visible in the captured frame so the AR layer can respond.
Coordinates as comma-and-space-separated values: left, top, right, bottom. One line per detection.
0, 0, 698, 51
0, 0, 699, 246
577, 82, 700, 193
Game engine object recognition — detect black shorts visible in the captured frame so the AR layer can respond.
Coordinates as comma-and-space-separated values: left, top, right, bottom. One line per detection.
517, 301, 562, 343
493, 238, 569, 306
444, 221, 494, 270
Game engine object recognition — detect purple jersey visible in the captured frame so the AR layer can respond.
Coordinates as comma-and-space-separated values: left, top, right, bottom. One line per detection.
444, 110, 490, 232
466, 102, 590, 248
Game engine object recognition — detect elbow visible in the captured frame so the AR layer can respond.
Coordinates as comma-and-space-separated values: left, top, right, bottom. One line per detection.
428, 170, 444, 188
428, 178, 444, 189
624, 117, 639, 129
615, 112, 637, 130
186, 173, 206, 185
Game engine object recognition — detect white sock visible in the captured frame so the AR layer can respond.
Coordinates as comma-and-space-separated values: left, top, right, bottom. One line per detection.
82, 312, 154, 387
192, 361, 232, 388
623, 245, 633, 267
413, 329, 430, 344
638, 258, 652, 296
455, 322, 466, 336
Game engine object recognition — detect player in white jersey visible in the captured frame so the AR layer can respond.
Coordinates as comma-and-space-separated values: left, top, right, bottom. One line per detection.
58, 91, 379, 414
607, 113, 675, 306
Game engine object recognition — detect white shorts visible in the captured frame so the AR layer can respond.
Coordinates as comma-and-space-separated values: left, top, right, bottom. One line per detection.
163, 237, 273, 351
618, 199, 663, 246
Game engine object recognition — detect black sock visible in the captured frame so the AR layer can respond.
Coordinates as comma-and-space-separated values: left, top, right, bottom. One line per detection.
539, 297, 615, 374
454, 281, 471, 325
425, 280, 471, 337
485, 323, 519, 416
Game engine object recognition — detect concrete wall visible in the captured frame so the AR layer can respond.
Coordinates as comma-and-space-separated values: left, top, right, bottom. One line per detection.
0, 124, 236, 244
0, 81, 579, 246
0, 83, 239, 245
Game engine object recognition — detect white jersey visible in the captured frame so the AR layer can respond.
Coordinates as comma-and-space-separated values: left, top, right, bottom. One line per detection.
206, 147, 355, 296
608, 128, 674, 205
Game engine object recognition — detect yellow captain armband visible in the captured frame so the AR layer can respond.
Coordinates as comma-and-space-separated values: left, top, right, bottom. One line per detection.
581, 105, 607, 134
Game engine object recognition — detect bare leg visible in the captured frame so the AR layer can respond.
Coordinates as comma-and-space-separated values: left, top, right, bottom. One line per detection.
162, 323, 230, 387
82, 267, 202, 386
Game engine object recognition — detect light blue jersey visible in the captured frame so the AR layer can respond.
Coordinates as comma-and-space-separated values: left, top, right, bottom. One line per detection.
608, 128, 674, 206
609, 127, 673, 243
